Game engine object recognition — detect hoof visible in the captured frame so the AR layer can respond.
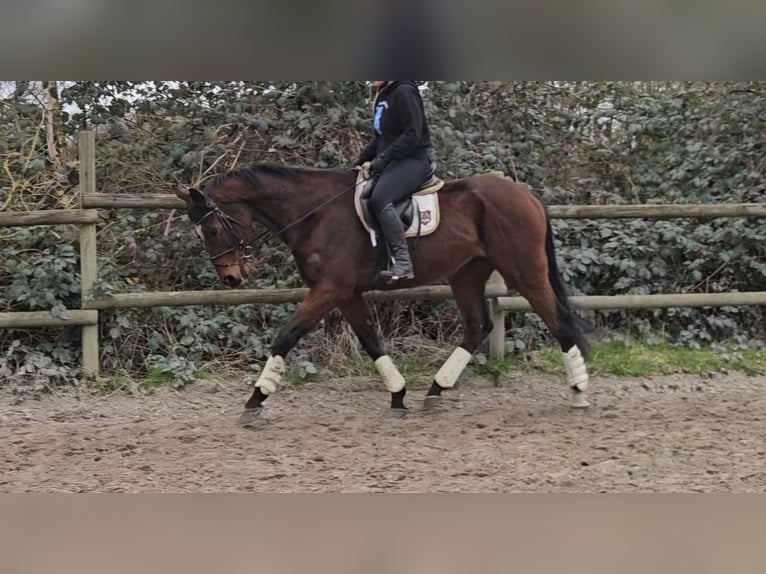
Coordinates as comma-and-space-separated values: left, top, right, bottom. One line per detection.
387, 408, 408, 419
238, 407, 264, 425
570, 392, 590, 409
422, 395, 443, 411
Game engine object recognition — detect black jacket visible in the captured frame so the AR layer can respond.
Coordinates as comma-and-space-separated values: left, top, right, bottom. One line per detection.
357, 81, 431, 170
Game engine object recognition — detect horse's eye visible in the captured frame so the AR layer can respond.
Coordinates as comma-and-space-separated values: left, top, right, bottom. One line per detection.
209, 228, 219, 237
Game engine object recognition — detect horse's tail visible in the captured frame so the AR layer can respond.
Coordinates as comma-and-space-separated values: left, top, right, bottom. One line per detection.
544, 216, 593, 359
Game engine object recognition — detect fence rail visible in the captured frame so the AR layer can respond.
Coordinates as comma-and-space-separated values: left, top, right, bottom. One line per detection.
85, 287, 766, 312
86, 285, 499, 310
0, 209, 99, 228
0, 310, 99, 329
82, 193, 766, 220
2, 130, 766, 377
496, 292, 766, 311
82, 194, 185, 210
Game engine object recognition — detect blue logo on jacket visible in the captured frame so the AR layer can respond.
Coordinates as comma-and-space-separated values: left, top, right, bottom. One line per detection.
373, 101, 388, 135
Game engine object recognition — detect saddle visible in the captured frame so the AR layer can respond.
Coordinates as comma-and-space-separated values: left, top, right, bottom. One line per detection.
354, 163, 445, 247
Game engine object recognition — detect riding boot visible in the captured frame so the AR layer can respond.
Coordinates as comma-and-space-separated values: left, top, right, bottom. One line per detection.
376, 203, 414, 282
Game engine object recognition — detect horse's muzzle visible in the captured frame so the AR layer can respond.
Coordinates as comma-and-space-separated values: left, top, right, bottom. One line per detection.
222, 274, 242, 288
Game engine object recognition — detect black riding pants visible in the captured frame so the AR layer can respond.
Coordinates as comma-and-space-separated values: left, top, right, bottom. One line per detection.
370, 156, 432, 215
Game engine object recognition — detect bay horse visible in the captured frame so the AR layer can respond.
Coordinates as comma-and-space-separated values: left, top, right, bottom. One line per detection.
175, 162, 592, 424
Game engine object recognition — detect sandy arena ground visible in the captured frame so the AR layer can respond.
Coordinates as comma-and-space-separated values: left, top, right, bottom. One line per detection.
2, 371, 765, 492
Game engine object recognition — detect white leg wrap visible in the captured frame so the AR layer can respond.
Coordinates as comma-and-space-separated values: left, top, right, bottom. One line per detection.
563, 345, 589, 392
375, 355, 406, 393
433, 347, 472, 389
254, 355, 286, 395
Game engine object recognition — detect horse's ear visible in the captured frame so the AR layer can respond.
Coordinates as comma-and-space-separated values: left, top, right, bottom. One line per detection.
188, 188, 206, 206
175, 186, 191, 203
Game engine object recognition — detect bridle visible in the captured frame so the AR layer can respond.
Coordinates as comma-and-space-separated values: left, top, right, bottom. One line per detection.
194, 177, 359, 269
194, 205, 255, 268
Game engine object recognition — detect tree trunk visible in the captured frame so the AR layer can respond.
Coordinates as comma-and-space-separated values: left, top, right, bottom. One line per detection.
41, 80, 73, 207
42, 81, 67, 170
314, 81, 335, 105
11, 81, 29, 101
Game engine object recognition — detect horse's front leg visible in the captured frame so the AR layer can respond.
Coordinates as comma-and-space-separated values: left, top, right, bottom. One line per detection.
239, 286, 340, 425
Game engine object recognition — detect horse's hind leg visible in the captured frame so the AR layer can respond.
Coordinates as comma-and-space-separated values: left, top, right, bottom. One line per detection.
339, 294, 408, 418
496, 262, 590, 408
424, 258, 494, 410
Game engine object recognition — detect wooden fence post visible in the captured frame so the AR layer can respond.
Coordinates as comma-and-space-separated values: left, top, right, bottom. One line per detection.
485, 169, 508, 361
79, 131, 99, 377
487, 271, 507, 360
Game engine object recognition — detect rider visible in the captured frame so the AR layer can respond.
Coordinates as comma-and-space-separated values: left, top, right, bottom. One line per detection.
352, 81, 433, 283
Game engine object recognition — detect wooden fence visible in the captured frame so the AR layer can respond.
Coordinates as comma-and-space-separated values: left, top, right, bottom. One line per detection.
2, 130, 766, 377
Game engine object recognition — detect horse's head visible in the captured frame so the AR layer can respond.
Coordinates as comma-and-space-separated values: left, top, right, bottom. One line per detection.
175, 187, 252, 287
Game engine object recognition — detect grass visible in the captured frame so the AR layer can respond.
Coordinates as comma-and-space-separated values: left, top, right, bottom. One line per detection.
140, 368, 175, 389
477, 339, 766, 383
138, 367, 209, 391
587, 339, 766, 377
90, 371, 131, 394
84, 338, 766, 394
283, 355, 444, 387
293, 336, 766, 387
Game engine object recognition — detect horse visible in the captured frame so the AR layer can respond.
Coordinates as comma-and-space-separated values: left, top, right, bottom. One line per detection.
174, 162, 592, 425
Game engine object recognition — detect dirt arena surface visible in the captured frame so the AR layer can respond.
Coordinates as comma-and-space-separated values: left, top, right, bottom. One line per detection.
2, 371, 765, 492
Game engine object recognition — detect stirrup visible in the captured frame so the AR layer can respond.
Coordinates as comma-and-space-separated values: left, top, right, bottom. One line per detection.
379, 263, 414, 284
379, 272, 414, 285
392, 272, 414, 282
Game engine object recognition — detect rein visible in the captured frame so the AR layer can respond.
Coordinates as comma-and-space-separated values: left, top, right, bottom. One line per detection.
196, 177, 359, 268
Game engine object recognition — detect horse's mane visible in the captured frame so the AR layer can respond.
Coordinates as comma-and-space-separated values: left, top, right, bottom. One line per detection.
202, 162, 336, 193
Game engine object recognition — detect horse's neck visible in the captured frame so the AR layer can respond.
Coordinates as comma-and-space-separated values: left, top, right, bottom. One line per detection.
235, 170, 345, 240
239, 180, 288, 234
